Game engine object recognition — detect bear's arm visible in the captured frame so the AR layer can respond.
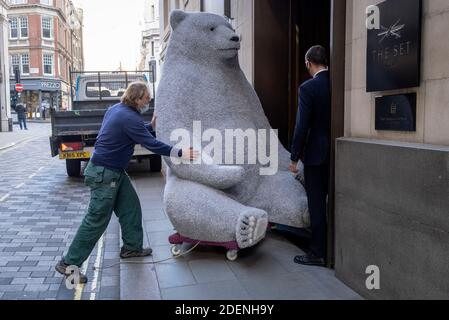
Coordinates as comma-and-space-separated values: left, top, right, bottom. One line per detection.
165, 161, 246, 190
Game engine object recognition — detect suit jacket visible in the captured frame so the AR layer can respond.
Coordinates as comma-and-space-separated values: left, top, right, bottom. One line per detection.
290, 70, 331, 166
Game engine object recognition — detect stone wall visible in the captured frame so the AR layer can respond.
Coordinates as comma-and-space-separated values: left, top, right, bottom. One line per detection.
345, 0, 449, 146
230, 0, 254, 84
335, 138, 449, 299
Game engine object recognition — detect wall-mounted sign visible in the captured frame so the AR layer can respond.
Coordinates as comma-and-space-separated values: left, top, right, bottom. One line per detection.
10, 79, 63, 92
41, 81, 61, 90
375, 93, 416, 131
367, 0, 422, 92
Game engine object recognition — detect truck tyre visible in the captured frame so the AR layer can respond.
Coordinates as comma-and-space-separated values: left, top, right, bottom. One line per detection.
149, 155, 162, 172
66, 159, 81, 177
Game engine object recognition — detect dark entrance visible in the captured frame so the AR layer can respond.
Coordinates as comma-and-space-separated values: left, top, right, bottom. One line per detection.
253, 0, 346, 266
253, 0, 331, 148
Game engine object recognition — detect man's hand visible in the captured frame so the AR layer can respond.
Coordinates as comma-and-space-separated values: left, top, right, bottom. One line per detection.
151, 114, 157, 130
289, 161, 299, 173
181, 148, 200, 161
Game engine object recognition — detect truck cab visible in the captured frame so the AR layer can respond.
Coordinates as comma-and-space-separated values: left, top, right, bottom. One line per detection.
49, 71, 161, 177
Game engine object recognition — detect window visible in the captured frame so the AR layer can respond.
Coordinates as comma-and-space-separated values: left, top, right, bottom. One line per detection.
10, 55, 20, 74
150, 5, 155, 22
21, 54, 29, 74
10, 53, 29, 75
10, 0, 27, 4
43, 53, 53, 75
86, 82, 129, 98
42, 17, 53, 39
9, 18, 18, 39
40, 0, 52, 5
10, 17, 29, 38
19, 17, 28, 38
58, 55, 61, 77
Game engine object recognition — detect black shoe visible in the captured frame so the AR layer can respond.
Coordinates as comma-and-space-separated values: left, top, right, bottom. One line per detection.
55, 259, 88, 284
120, 247, 153, 259
294, 253, 326, 267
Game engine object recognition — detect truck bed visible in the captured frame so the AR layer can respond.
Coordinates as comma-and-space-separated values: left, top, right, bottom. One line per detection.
51, 109, 106, 136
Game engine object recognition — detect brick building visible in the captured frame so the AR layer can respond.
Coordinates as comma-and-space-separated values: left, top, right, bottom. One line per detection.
8, 0, 84, 115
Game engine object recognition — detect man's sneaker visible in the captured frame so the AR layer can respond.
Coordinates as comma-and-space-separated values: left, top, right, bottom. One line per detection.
55, 259, 88, 284
120, 247, 153, 259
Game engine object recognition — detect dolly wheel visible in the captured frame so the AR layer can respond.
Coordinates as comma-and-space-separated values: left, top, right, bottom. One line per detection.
226, 250, 238, 261
171, 245, 181, 256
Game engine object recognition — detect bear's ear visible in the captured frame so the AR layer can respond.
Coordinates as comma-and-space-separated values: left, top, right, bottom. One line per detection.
170, 10, 187, 31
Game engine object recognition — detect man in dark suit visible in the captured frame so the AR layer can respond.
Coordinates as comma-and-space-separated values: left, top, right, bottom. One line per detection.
289, 45, 331, 267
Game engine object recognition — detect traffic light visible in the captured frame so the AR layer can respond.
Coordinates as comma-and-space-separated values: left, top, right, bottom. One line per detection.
11, 93, 17, 109
149, 60, 157, 84
14, 67, 20, 84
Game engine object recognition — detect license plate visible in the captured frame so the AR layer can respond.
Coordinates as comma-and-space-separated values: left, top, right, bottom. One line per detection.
59, 151, 90, 160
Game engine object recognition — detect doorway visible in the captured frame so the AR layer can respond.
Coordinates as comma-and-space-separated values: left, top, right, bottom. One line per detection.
254, 0, 330, 147
253, 0, 346, 266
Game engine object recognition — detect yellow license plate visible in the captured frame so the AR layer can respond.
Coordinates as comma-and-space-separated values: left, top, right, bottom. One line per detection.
59, 151, 90, 160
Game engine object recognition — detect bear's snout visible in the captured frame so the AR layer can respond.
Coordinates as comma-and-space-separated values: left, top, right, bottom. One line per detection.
230, 35, 240, 43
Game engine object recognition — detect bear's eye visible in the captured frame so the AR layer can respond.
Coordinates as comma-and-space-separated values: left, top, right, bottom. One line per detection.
210, 27, 215, 31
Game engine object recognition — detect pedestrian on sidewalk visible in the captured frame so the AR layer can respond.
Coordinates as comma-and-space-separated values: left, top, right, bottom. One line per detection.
40, 105, 46, 120
55, 81, 199, 284
289, 45, 331, 267
16, 104, 28, 130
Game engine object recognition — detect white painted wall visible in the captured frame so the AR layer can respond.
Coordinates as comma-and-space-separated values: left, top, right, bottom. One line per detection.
203, 0, 225, 15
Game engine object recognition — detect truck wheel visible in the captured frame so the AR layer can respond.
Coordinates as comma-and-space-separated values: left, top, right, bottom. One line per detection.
66, 159, 81, 177
149, 155, 162, 172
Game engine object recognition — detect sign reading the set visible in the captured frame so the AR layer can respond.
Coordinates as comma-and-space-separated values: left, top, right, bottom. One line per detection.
366, 0, 422, 92
375, 93, 416, 131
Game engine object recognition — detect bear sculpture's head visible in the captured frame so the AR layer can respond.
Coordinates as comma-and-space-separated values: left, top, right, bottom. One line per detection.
169, 10, 241, 61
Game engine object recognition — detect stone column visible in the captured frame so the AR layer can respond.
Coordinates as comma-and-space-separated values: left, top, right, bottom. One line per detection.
0, 5, 11, 132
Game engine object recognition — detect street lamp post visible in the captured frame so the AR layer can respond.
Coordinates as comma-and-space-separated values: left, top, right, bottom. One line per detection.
149, 59, 156, 101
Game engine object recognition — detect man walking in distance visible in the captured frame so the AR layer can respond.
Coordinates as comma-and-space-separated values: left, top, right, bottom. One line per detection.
289, 45, 331, 267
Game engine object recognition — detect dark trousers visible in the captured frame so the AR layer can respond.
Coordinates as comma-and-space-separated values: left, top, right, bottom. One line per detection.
18, 118, 27, 130
304, 164, 329, 259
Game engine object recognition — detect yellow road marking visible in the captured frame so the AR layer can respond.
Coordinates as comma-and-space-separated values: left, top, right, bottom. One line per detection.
73, 256, 90, 300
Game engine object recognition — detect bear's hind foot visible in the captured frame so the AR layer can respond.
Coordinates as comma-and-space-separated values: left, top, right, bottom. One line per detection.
236, 209, 268, 249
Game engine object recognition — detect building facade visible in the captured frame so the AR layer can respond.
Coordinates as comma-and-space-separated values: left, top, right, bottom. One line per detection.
160, 0, 449, 299
139, 0, 161, 98
0, 0, 11, 131
8, 0, 83, 115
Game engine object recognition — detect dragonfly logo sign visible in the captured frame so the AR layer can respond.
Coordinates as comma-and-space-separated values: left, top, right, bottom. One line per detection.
366, 0, 422, 92
378, 19, 406, 43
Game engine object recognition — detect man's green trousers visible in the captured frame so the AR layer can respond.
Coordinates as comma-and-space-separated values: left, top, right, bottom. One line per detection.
64, 162, 143, 267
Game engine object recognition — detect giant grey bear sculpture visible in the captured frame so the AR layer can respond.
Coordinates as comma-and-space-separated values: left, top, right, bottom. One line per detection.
156, 10, 310, 259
